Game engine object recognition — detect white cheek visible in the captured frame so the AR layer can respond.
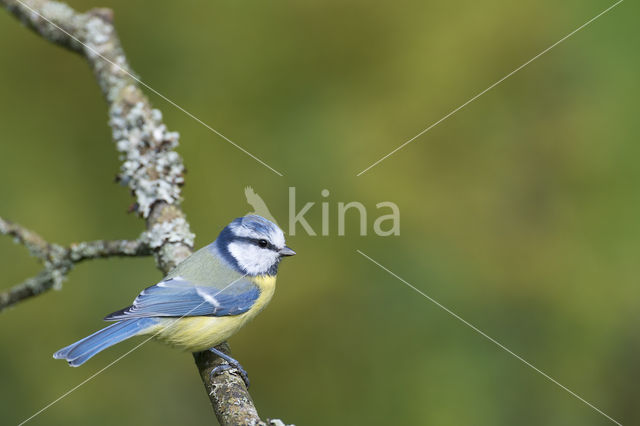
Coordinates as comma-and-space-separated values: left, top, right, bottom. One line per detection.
228, 242, 278, 275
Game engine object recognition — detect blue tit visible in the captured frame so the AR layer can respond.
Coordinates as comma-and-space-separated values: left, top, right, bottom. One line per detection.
54, 215, 295, 387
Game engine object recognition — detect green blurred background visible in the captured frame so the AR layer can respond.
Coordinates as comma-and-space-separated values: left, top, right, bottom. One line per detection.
1, 0, 638, 424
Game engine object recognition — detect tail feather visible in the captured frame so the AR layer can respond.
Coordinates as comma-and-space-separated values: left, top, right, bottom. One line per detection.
53, 318, 157, 367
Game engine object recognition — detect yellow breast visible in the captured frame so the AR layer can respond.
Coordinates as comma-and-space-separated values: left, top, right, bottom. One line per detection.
147, 275, 277, 352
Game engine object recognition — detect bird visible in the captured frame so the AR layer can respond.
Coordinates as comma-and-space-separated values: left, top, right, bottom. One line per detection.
53, 215, 295, 387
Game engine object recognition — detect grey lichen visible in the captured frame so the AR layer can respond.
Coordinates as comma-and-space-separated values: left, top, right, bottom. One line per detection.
85, 15, 110, 46
141, 217, 194, 250
48, 266, 67, 290
110, 102, 185, 218
68, 239, 151, 262
268, 420, 295, 426
36, 1, 81, 48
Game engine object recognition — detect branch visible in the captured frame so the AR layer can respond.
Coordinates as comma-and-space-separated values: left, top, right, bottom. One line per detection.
194, 343, 264, 425
68, 239, 152, 262
1, 270, 66, 313
1, 1, 279, 424
0, 215, 60, 262
0, 216, 150, 312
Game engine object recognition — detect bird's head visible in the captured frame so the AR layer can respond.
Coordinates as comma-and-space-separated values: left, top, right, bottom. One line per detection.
215, 215, 295, 276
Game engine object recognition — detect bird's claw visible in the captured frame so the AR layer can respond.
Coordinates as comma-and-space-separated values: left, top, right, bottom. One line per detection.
210, 362, 251, 388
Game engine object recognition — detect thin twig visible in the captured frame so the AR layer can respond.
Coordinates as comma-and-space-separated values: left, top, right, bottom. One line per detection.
0, 216, 151, 312
0, 270, 65, 312
0, 216, 60, 262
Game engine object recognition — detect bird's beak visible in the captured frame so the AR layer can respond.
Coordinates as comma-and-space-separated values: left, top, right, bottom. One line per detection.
279, 246, 296, 257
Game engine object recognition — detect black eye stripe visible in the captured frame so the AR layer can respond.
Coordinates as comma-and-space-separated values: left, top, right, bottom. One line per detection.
234, 236, 277, 250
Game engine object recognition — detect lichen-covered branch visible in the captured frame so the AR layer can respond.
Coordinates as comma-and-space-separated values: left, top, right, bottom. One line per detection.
68, 239, 151, 262
1, 0, 274, 424
1, 270, 66, 313
0, 216, 151, 312
0, 215, 59, 262
194, 343, 266, 426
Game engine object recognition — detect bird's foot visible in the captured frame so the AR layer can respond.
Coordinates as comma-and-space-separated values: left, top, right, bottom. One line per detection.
210, 363, 250, 388
208, 347, 250, 388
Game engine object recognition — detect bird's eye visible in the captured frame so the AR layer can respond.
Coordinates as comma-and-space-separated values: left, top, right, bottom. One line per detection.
258, 239, 268, 248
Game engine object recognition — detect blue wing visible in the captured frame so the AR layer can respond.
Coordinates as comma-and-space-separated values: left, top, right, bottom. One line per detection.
104, 277, 260, 321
